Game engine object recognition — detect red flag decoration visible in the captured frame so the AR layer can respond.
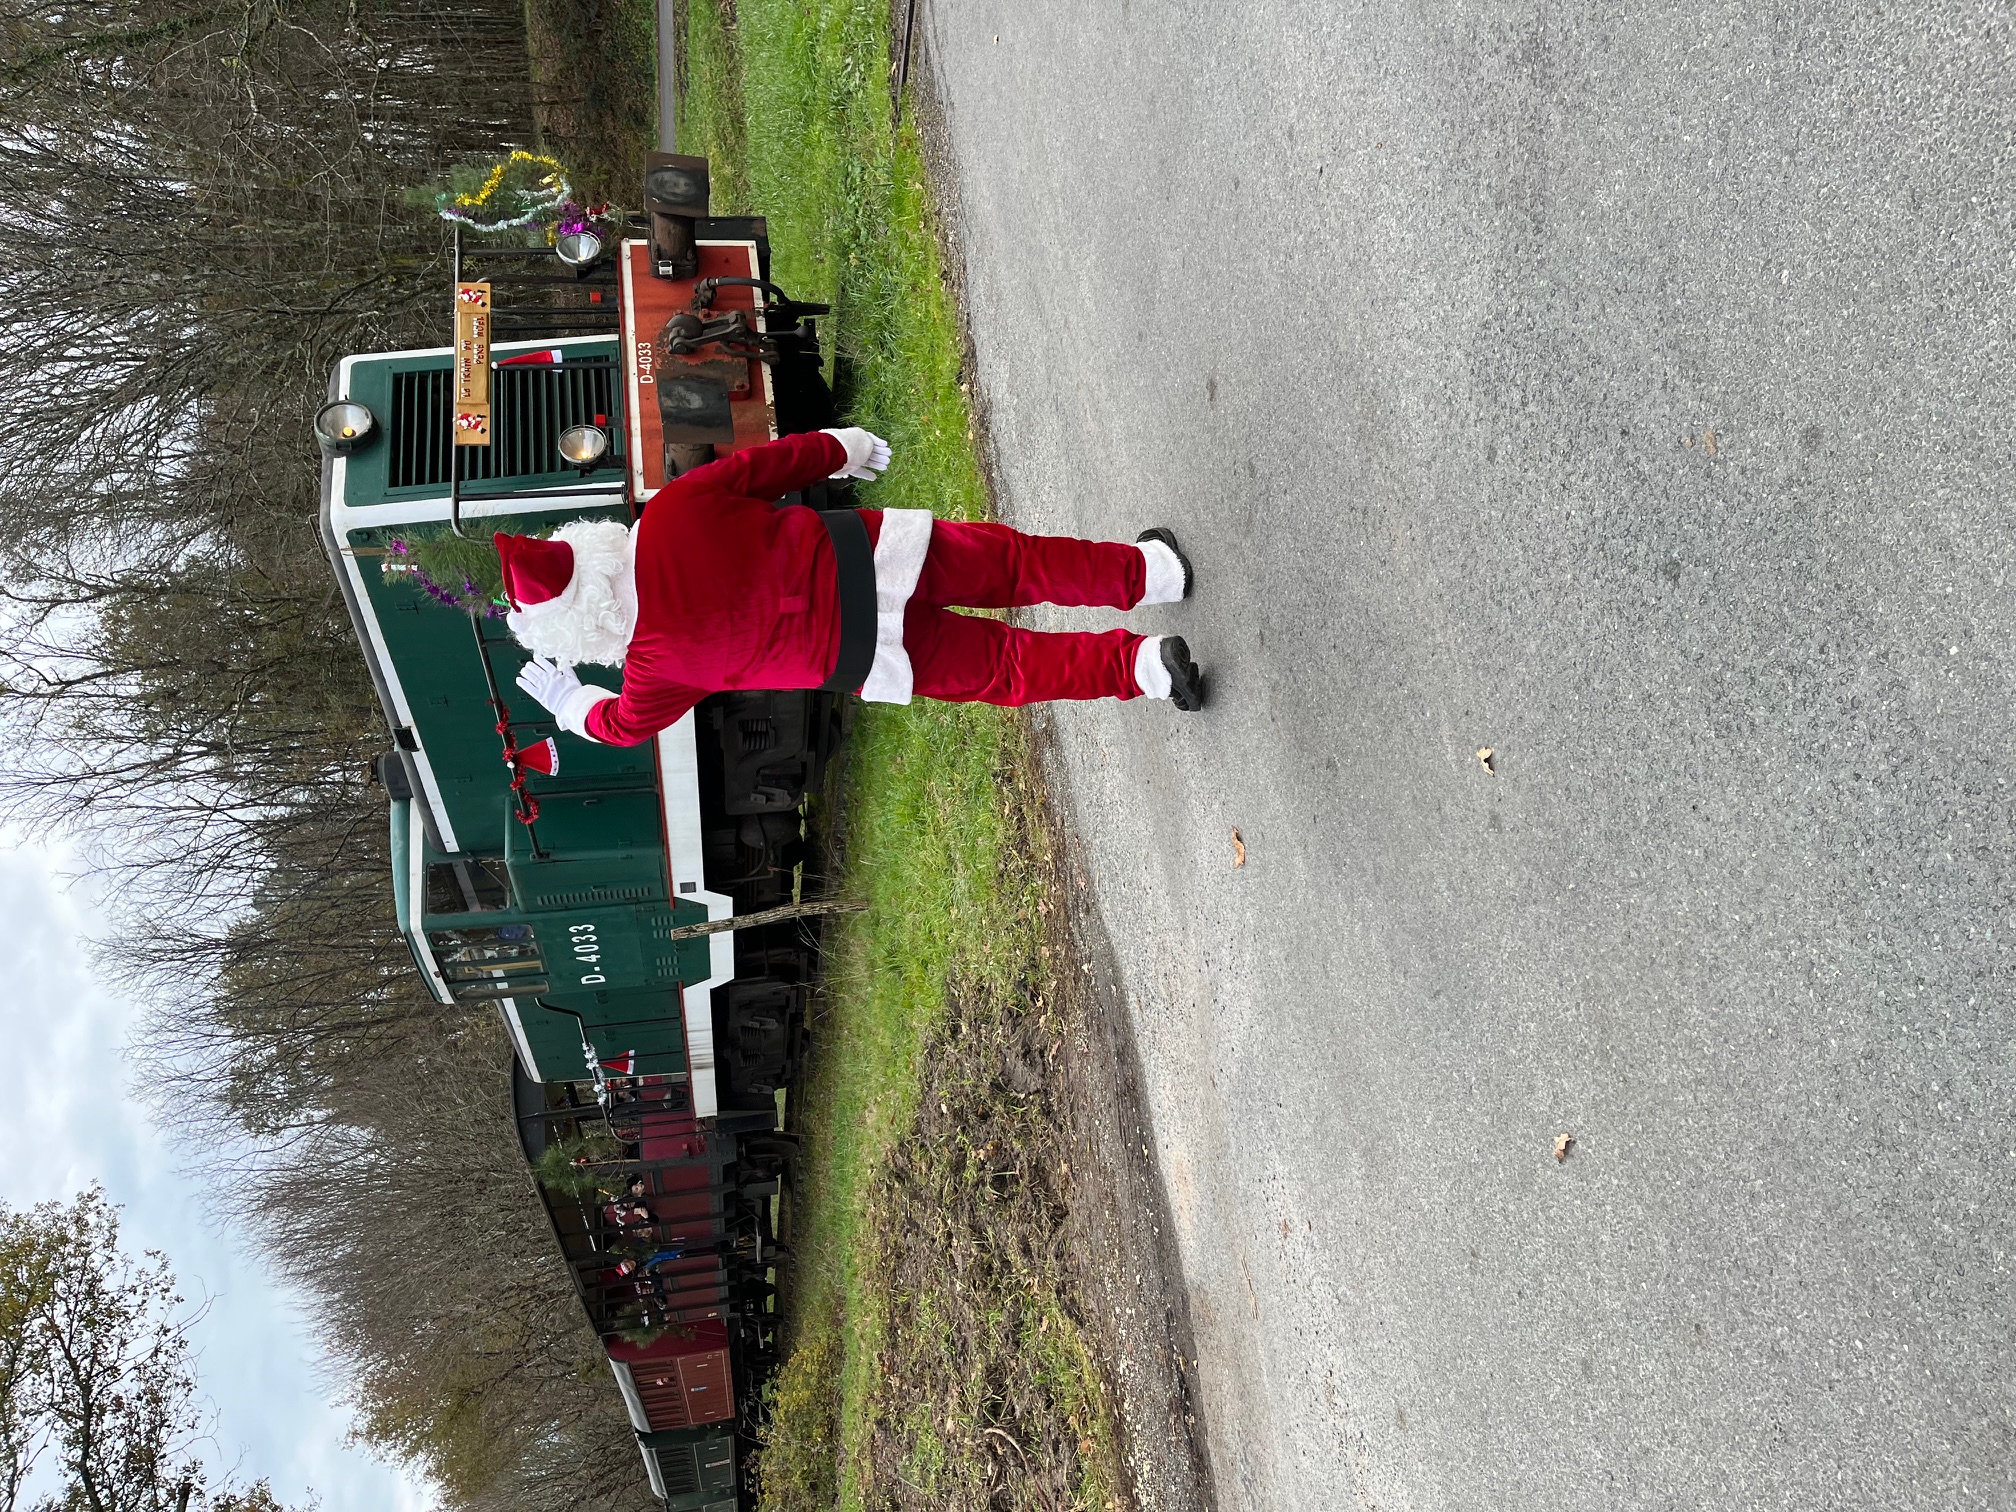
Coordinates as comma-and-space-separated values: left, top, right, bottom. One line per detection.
498, 348, 566, 367
512, 735, 559, 777
600, 1050, 636, 1075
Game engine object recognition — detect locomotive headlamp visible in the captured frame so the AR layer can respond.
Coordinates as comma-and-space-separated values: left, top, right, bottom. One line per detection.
554, 228, 603, 267
313, 399, 377, 456
557, 423, 610, 470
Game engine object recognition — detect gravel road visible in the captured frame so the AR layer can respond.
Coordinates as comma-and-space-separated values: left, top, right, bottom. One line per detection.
918, 5, 2016, 1509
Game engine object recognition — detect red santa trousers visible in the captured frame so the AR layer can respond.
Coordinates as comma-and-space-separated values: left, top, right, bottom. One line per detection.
901, 520, 1147, 706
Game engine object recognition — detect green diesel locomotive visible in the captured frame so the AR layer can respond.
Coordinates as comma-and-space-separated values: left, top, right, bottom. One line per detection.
319, 163, 849, 1506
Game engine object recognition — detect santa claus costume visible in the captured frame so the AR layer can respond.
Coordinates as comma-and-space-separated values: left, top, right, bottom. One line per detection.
504, 426, 1203, 747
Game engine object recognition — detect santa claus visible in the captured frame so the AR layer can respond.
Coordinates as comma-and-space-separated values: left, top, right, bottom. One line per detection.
503, 426, 1202, 747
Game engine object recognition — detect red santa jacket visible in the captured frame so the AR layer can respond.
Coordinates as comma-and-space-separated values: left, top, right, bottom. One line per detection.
579, 429, 882, 745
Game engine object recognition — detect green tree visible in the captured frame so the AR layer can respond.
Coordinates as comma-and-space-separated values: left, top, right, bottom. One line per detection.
0, 1190, 308, 1512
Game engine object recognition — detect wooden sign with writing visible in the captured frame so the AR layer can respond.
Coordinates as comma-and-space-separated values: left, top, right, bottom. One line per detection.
454, 281, 492, 446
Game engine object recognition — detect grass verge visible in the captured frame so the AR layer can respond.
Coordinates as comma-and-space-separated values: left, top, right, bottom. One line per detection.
680, 5, 1127, 1509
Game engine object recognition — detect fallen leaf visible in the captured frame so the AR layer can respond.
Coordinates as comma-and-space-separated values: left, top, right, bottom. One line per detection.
1231, 827, 1247, 867
1477, 747, 1497, 775
1554, 1132, 1575, 1163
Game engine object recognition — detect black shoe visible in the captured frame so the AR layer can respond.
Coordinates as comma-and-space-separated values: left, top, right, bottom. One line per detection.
1136, 527, 1193, 599
1160, 635, 1206, 711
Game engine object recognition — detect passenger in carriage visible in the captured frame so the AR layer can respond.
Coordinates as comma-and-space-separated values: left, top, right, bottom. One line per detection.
501, 426, 1208, 742
615, 1244, 689, 1277
605, 1195, 653, 1230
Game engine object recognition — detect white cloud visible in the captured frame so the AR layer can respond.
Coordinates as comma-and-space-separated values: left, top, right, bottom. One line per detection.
0, 839, 434, 1512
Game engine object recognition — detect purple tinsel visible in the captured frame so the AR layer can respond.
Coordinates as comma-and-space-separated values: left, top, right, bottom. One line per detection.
388, 541, 505, 617
554, 200, 612, 240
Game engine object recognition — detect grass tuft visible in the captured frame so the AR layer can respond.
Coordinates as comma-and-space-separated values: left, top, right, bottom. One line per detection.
674, 0, 755, 212
757, 1325, 843, 1509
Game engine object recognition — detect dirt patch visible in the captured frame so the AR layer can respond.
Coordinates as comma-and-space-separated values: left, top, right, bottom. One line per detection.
1032, 723, 1218, 1512
859, 970, 1124, 1511
840, 720, 1215, 1512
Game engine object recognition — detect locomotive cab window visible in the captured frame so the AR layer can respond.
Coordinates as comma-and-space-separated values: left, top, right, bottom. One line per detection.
425, 857, 511, 916
426, 923, 548, 1000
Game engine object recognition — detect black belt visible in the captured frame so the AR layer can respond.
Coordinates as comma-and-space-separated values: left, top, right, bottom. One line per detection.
817, 508, 876, 693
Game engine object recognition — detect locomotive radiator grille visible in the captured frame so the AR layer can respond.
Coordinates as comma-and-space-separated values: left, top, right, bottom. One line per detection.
387, 362, 620, 489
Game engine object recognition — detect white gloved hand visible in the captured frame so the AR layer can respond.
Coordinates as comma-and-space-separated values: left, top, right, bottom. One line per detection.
516, 655, 581, 714
515, 656, 612, 738
821, 426, 892, 481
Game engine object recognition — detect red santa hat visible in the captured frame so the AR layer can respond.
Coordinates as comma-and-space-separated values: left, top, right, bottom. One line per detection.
510, 734, 559, 777
497, 347, 566, 367
494, 532, 574, 619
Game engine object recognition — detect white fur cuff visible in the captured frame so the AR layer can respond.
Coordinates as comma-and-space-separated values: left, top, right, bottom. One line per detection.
558, 683, 618, 740
821, 427, 888, 479
1138, 539, 1186, 606
1134, 636, 1172, 699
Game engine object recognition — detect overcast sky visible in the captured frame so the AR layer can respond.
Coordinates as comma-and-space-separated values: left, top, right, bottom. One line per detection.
0, 836, 433, 1512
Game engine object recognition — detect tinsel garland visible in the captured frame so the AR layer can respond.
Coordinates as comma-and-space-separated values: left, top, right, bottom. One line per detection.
383, 531, 510, 616
550, 199, 616, 242
433, 150, 572, 232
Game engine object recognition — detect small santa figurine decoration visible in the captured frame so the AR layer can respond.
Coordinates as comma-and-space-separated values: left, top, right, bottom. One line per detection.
503, 426, 1202, 747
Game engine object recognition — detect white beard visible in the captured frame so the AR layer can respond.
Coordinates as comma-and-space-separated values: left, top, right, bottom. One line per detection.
505, 519, 638, 668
